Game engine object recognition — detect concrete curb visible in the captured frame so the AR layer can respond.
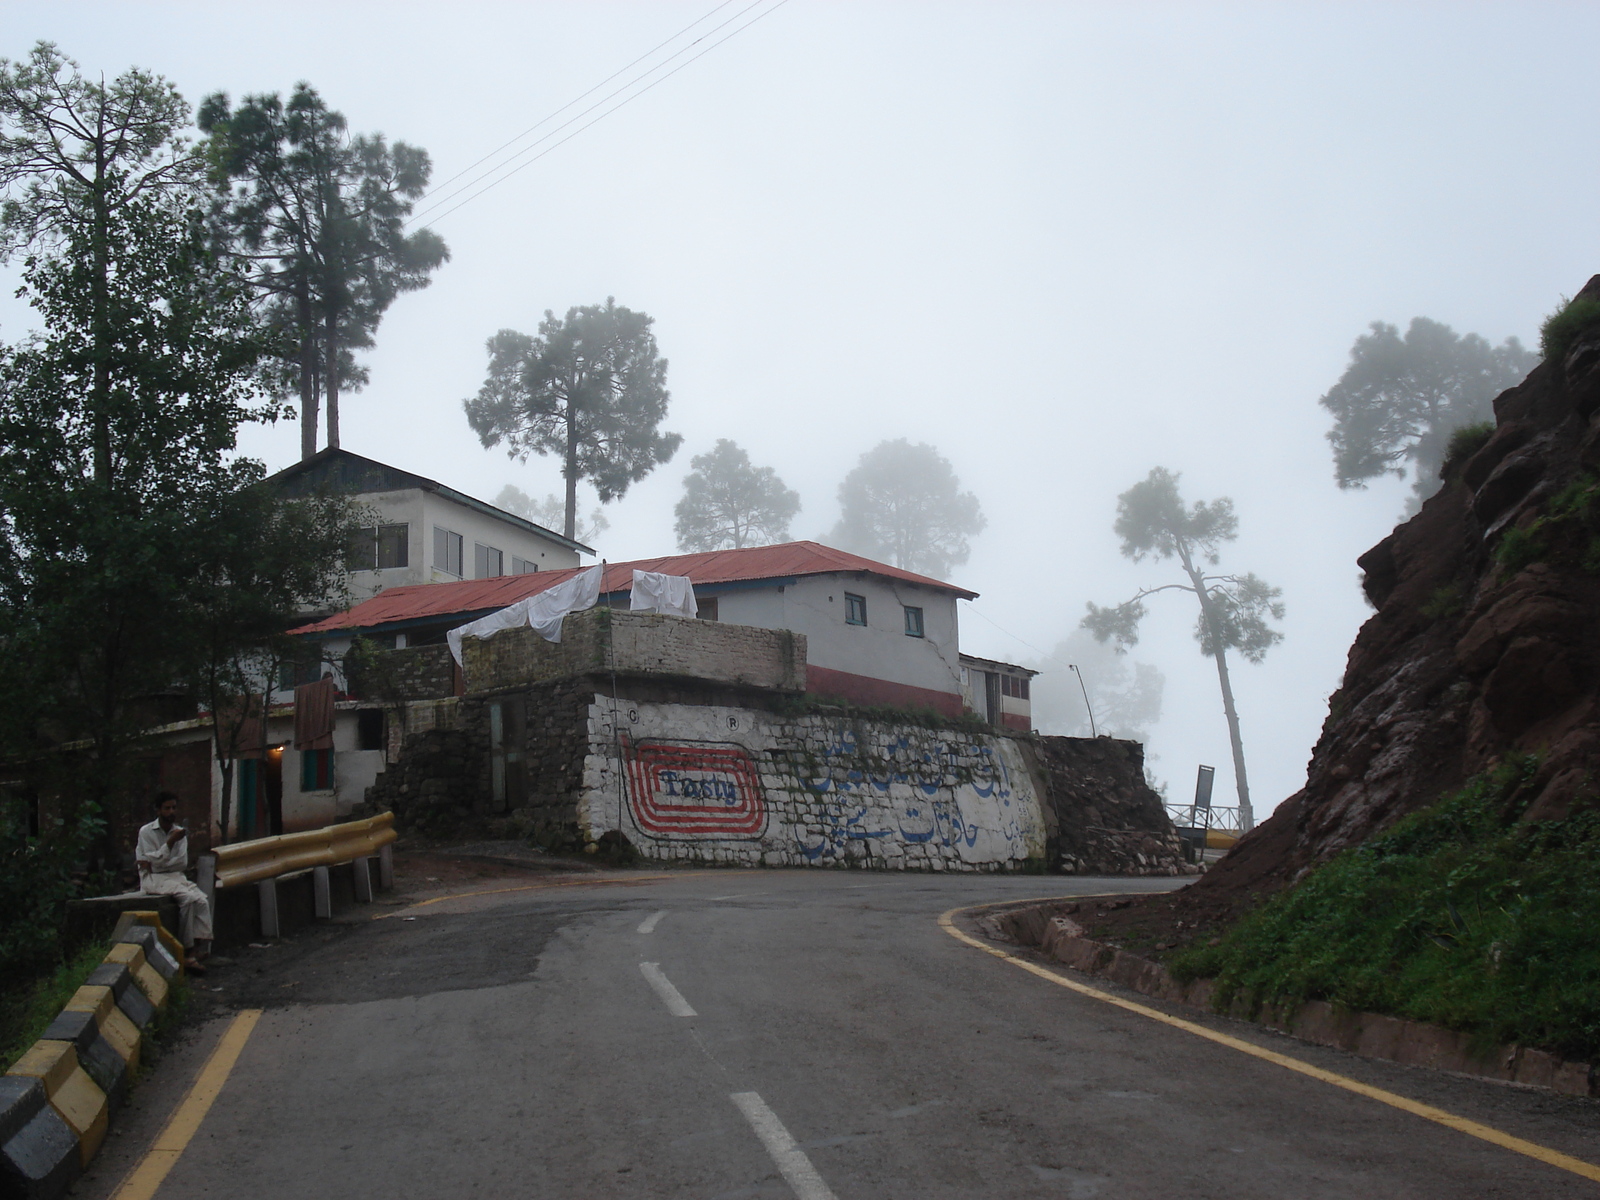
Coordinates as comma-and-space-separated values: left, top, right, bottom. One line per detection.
992, 902, 1598, 1099
1, 911, 182, 1199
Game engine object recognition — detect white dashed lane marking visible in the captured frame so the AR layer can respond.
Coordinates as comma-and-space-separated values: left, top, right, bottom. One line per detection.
639, 962, 697, 1017
730, 1091, 840, 1200
637, 910, 667, 934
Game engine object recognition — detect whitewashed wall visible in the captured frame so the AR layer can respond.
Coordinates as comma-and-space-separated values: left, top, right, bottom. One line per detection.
579, 696, 1045, 870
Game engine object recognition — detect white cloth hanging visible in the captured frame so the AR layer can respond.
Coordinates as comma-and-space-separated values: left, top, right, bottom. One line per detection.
448, 564, 604, 664
629, 570, 698, 619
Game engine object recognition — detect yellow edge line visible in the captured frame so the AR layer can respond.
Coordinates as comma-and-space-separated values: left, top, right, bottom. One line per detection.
374, 870, 715, 917
110, 1008, 264, 1200
939, 904, 1600, 1184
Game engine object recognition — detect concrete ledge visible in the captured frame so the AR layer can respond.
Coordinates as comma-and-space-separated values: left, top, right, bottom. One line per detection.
995, 903, 1599, 1099
0, 1076, 79, 1199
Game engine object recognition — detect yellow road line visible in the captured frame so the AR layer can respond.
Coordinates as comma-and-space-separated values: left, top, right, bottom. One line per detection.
939, 906, 1600, 1185
110, 1008, 263, 1200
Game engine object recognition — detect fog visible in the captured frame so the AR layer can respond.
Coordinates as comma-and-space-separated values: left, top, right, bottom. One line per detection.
5, 2, 1598, 815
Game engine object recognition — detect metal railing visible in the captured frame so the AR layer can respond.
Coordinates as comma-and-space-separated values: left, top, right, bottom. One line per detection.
210, 812, 397, 888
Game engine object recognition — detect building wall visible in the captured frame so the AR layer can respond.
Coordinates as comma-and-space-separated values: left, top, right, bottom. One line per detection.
579, 695, 1045, 870
342, 487, 583, 601
706, 573, 963, 709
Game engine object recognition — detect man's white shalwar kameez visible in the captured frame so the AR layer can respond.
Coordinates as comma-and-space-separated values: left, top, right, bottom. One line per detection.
137, 819, 212, 948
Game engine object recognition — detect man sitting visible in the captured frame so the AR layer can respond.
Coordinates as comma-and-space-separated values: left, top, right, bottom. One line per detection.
136, 791, 212, 973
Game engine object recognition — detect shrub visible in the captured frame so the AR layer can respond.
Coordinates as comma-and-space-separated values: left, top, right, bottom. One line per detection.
1169, 757, 1600, 1061
1439, 421, 1496, 480
1539, 295, 1600, 363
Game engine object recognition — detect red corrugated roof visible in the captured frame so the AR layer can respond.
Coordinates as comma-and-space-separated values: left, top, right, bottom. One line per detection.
290, 541, 977, 635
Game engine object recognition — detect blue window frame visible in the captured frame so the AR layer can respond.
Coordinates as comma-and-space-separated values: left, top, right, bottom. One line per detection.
845, 593, 867, 626
903, 606, 924, 637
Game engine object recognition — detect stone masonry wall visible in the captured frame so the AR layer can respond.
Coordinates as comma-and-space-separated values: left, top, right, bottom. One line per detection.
463, 609, 806, 694
348, 642, 457, 702
579, 695, 1047, 870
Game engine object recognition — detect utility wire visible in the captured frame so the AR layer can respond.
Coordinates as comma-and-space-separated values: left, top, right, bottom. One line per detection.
410, 0, 788, 230
959, 600, 1050, 660
417, 0, 738, 205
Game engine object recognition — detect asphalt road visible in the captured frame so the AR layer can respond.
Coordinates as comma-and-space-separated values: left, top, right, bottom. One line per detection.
79, 868, 1600, 1199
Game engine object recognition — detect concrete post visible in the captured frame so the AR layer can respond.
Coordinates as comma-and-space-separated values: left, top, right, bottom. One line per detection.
257, 879, 280, 939
352, 856, 373, 904
378, 844, 394, 891
313, 866, 331, 919
197, 854, 216, 910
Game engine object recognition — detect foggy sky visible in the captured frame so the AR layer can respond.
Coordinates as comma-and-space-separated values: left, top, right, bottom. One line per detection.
5, 2, 1598, 815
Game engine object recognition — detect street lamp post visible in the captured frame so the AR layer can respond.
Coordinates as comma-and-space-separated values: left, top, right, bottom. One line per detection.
1068, 664, 1097, 738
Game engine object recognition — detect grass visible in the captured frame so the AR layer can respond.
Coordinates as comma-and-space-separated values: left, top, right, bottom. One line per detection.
0, 938, 111, 1070
1492, 473, 1600, 575
1439, 420, 1496, 481
1540, 295, 1600, 363
1169, 757, 1600, 1062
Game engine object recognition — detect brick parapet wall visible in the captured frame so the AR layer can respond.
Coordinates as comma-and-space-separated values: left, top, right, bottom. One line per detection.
347, 643, 456, 702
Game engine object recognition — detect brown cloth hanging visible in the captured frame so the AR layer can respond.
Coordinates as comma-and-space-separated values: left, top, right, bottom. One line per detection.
294, 677, 336, 750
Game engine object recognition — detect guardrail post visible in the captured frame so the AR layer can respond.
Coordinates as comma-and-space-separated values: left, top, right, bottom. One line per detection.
257, 879, 280, 939
197, 854, 216, 910
378, 844, 394, 891
313, 866, 331, 919
352, 856, 373, 904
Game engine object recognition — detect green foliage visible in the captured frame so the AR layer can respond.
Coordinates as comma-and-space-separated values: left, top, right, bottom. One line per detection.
1170, 758, 1600, 1060
199, 83, 449, 457
1419, 583, 1464, 621
827, 439, 985, 578
674, 439, 801, 552
1319, 317, 1536, 506
494, 484, 608, 546
464, 299, 681, 540
0, 793, 104, 991
0, 938, 110, 1071
1439, 420, 1496, 481
1538, 295, 1600, 364
1490, 474, 1600, 575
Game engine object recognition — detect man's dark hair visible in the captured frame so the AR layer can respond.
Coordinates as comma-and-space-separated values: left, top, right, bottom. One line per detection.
153, 790, 180, 809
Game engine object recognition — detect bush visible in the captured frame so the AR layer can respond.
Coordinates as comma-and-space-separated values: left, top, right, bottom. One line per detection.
1439, 420, 1495, 480
1539, 295, 1600, 363
0, 793, 102, 985
1169, 757, 1600, 1061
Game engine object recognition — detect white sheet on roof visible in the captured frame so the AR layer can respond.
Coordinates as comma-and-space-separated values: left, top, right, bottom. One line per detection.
628, 569, 698, 619
447, 564, 603, 664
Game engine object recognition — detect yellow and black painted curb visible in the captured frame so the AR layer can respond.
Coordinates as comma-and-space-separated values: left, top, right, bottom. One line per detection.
0, 912, 181, 1198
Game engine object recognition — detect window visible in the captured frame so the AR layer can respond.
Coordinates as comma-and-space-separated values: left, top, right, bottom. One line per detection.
1000, 674, 1031, 700
434, 527, 464, 576
347, 524, 409, 571
903, 605, 924, 637
277, 651, 322, 692
300, 748, 334, 791
845, 593, 868, 626
475, 543, 504, 579
697, 596, 719, 621
511, 556, 539, 575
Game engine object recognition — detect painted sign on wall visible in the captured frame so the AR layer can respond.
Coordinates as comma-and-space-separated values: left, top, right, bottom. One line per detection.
622, 737, 768, 839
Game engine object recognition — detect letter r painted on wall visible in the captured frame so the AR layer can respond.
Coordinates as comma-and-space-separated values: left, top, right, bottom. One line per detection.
621, 738, 768, 840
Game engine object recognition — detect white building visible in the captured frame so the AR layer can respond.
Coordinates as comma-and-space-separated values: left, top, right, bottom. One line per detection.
266, 448, 592, 603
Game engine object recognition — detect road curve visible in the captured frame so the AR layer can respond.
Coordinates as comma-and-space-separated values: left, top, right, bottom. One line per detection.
78, 869, 1600, 1199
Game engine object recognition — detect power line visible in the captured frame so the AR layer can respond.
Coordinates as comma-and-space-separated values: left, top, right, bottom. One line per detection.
417, 0, 738, 204
959, 601, 1050, 659
409, 0, 788, 230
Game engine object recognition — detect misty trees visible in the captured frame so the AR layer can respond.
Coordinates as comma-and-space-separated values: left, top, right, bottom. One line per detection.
1030, 630, 1165, 745
674, 439, 800, 551
494, 484, 610, 546
828, 440, 985, 578
1320, 317, 1536, 508
465, 299, 682, 542
1083, 468, 1283, 831
198, 83, 448, 460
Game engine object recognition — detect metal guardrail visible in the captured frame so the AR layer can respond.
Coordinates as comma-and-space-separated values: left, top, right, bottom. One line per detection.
1165, 803, 1243, 836
211, 812, 397, 889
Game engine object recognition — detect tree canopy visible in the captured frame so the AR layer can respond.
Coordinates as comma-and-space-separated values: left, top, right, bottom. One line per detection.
464, 299, 682, 541
674, 439, 800, 551
1083, 468, 1283, 829
199, 83, 448, 459
494, 483, 609, 547
1320, 317, 1536, 506
827, 439, 985, 578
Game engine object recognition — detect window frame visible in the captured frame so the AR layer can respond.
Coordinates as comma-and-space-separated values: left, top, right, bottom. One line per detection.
434, 526, 464, 577
474, 542, 504, 579
300, 748, 334, 791
375, 523, 409, 569
844, 592, 868, 626
903, 605, 925, 638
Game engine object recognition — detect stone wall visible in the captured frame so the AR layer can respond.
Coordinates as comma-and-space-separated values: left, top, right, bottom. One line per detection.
1025, 736, 1189, 875
580, 695, 1047, 870
463, 609, 807, 694
348, 642, 456, 702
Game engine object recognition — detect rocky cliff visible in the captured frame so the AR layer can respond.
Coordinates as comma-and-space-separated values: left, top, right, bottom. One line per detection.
1196, 275, 1600, 913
